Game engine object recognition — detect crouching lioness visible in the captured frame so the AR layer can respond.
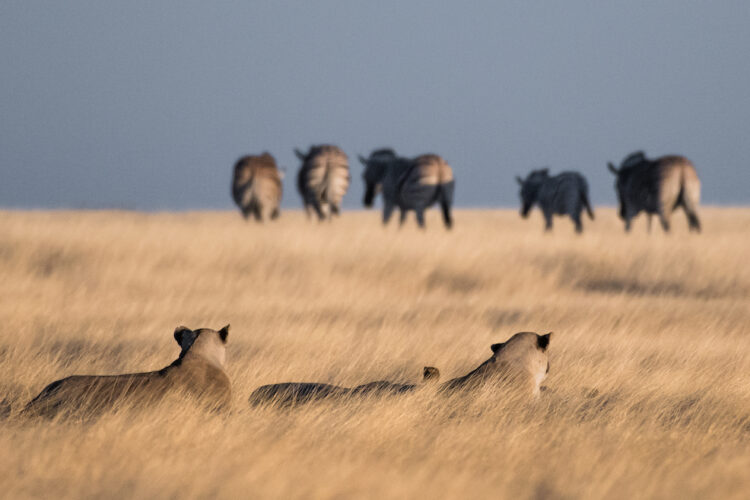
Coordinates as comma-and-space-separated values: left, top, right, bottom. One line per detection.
249, 366, 441, 408
21, 325, 232, 418
441, 331, 552, 397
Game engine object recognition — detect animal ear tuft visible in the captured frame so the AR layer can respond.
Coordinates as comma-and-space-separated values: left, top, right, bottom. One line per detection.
538, 332, 552, 351
174, 326, 191, 345
294, 148, 306, 160
219, 324, 230, 343
608, 162, 619, 175
515, 175, 523, 186
358, 155, 368, 166
423, 366, 440, 382
491, 342, 504, 354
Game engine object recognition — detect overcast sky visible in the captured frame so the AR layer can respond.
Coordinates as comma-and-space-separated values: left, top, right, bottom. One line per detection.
1, 1, 748, 210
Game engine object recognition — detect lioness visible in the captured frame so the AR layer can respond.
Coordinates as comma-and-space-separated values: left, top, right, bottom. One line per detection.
441, 331, 551, 397
248, 365, 441, 407
21, 325, 231, 418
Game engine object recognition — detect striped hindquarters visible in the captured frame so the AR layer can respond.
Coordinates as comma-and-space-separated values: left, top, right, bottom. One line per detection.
658, 156, 700, 212
232, 154, 283, 217
305, 146, 350, 207
412, 154, 453, 186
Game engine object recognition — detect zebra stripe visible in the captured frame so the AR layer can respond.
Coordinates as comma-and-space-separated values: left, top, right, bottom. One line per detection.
516, 169, 594, 233
231, 152, 283, 222
295, 145, 350, 220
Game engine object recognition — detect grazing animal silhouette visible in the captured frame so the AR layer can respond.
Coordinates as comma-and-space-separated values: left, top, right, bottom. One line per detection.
441, 331, 552, 398
295, 145, 350, 220
21, 325, 232, 419
248, 366, 440, 408
359, 149, 455, 229
516, 169, 594, 233
608, 151, 701, 232
232, 153, 284, 222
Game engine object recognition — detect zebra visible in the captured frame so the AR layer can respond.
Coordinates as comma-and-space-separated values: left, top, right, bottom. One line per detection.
358, 149, 455, 229
515, 169, 594, 233
607, 151, 701, 232
295, 145, 350, 220
231, 152, 283, 222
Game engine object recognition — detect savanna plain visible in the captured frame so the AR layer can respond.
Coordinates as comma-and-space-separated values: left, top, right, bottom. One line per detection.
0, 208, 748, 499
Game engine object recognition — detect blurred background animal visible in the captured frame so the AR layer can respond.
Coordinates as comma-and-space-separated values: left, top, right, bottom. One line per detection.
231, 153, 284, 222
295, 145, 350, 220
516, 169, 594, 233
359, 149, 455, 229
608, 151, 701, 232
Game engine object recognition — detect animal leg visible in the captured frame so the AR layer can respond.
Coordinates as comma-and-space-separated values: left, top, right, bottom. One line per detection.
658, 210, 671, 233
383, 201, 396, 225
415, 208, 426, 228
438, 183, 454, 229
399, 209, 408, 226
572, 213, 583, 233
682, 201, 701, 232
686, 210, 701, 232
310, 198, 325, 221
543, 211, 553, 232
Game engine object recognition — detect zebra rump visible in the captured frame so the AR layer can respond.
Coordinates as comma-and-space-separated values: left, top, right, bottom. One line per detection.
359, 149, 455, 229
295, 145, 350, 220
231, 152, 283, 222
608, 151, 701, 233
516, 169, 594, 233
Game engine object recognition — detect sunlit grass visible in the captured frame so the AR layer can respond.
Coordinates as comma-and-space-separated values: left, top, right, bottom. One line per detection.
0, 208, 748, 499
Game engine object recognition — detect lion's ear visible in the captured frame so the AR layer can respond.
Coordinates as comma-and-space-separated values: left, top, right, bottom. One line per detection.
491, 342, 505, 354
422, 366, 440, 382
174, 326, 191, 346
538, 332, 552, 351
218, 324, 230, 344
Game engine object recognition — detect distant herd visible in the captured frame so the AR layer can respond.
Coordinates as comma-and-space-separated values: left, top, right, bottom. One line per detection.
233, 147, 702, 233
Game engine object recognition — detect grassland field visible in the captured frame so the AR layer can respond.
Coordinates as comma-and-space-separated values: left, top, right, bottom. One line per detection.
0, 208, 748, 499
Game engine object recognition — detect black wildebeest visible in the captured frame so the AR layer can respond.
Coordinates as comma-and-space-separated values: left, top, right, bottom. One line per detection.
231, 153, 284, 221
358, 149, 455, 229
295, 145, 350, 220
516, 169, 594, 233
607, 151, 701, 232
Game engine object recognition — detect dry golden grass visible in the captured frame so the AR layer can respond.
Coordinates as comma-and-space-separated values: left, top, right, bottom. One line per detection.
0, 208, 749, 499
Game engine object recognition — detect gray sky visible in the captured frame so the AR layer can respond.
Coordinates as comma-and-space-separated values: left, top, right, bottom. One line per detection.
1, 1, 748, 210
